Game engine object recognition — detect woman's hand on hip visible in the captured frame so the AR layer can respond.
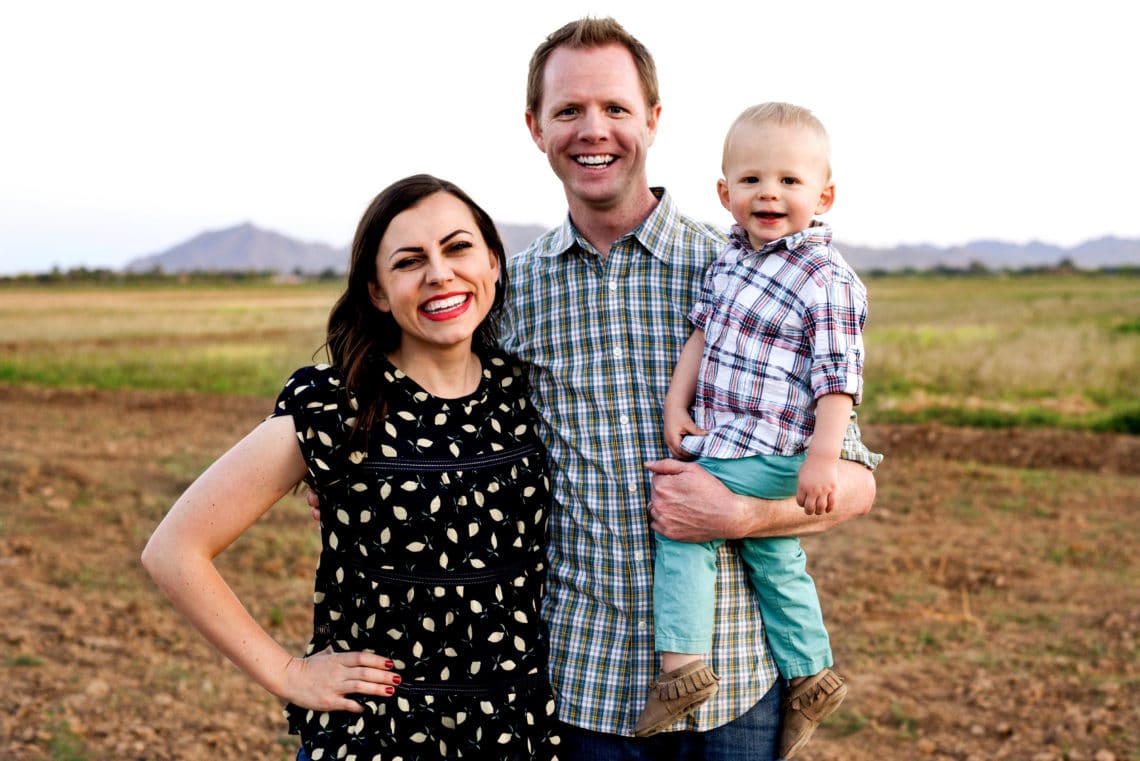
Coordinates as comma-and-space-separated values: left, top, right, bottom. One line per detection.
282, 647, 400, 712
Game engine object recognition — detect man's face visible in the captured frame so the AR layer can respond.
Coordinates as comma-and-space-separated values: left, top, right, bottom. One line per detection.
526, 44, 660, 216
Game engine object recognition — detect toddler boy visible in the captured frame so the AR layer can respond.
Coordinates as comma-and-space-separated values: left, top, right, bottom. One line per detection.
634, 102, 882, 759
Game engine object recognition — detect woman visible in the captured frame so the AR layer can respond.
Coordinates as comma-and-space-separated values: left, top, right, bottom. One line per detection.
143, 174, 560, 760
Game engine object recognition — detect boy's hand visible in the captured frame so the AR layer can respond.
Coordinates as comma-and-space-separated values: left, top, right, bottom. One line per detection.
663, 406, 706, 460
796, 456, 839, 515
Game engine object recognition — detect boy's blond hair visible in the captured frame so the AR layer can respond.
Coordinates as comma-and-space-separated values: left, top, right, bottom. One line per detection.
722, 102, 832, 178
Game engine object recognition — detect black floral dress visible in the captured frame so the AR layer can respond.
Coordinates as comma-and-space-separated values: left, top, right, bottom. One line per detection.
271, 350, 560, 760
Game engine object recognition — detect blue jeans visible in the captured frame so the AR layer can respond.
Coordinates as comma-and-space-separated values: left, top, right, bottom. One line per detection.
558, 679, 785, 760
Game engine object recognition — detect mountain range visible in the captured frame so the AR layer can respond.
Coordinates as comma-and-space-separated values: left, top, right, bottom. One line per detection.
126, 222, 549, 275
125, 222, 1140, 274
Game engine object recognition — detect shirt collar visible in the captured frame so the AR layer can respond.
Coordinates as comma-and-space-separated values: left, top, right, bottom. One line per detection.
728, 220, 832, 258
540, 187, 679, 263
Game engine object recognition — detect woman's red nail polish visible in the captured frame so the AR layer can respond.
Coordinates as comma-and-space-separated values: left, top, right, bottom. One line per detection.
384, 660, 393, 669
392, 676, 401, 685
385, 686, 394, 695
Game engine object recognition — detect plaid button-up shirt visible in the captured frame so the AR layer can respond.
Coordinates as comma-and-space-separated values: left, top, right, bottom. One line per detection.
500, 189, 780, 735
682, 223, 869, 460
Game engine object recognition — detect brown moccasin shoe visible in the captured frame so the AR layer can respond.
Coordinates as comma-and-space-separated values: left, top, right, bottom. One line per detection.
633, 660, 719, 737
779, 668, 848, 759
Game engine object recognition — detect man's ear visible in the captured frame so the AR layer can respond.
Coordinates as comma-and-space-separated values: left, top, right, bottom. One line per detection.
526, 111, 546, 153
645, 102, 662, 147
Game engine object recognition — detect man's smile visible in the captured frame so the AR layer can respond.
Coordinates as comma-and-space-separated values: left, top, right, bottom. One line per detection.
575, 154, 615, 167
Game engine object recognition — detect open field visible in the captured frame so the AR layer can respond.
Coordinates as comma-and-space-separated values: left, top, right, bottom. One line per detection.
0, 282, 333, 396
3, 272, 1138, 429
865, 273, 1140, 432
2, 276, 1138, 759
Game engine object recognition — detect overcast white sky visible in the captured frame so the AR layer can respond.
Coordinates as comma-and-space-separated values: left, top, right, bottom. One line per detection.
2, 0, 1138, 274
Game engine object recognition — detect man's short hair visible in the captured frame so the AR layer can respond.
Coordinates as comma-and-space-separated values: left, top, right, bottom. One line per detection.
526, 17, 659, 117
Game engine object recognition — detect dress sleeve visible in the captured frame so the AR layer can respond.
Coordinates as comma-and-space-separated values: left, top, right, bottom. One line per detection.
268, 365, 352, 488
270, 365, 338, 421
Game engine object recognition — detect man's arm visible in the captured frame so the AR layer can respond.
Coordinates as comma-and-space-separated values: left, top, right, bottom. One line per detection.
645, 457, 874, 542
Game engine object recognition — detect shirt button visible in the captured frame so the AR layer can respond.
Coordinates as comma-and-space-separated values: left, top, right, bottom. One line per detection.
619, 414, 630, 425
627, 484, 638, 494
634, 551, 644, 562
637, 620, 648, 631
608, 280, 618, 292
613, 347, 623, 359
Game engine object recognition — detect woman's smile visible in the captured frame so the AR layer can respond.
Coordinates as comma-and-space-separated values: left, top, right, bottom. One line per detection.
420, 292, 472, 320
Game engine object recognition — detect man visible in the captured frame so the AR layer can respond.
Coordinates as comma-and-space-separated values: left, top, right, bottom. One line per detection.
500, 17, 877, 760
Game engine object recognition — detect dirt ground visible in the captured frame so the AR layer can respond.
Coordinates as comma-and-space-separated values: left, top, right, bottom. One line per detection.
1, 384, 1137, 761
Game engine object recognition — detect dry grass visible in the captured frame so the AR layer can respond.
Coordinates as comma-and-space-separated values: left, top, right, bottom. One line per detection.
2, 272, 1138, 418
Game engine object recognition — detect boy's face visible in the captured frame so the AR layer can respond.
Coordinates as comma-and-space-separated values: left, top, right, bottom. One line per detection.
716, 122, 835, 249
526, 44, 661, 216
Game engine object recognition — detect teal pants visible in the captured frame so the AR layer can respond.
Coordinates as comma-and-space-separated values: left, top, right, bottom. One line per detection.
653, 452, 833, 679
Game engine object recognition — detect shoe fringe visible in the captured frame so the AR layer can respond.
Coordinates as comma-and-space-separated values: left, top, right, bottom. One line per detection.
657, 665, 719, 701
788, 669, 846, 712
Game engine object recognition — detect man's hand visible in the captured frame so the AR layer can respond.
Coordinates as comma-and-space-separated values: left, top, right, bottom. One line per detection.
647, 458, 875, 542
645, 458, 751, 542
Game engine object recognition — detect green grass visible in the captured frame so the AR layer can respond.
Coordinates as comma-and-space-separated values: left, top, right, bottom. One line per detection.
0, 340, 319, 397
46, 714, 88, 761
862, 272, 1140, 431
3, 273, 1139, 430
827, 707, 869, 737
888, 702, 920, 740
1, 282, 335, 397
1114, 316, 1140, 334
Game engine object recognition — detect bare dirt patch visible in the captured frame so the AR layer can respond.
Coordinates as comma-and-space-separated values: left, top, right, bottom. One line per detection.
2, 384, 1137, 760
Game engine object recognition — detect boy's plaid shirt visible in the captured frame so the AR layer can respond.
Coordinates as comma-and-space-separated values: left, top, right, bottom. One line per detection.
682, 222, 870, 461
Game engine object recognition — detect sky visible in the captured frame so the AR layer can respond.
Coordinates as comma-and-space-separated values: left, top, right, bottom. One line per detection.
2, 0, 1138, 275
